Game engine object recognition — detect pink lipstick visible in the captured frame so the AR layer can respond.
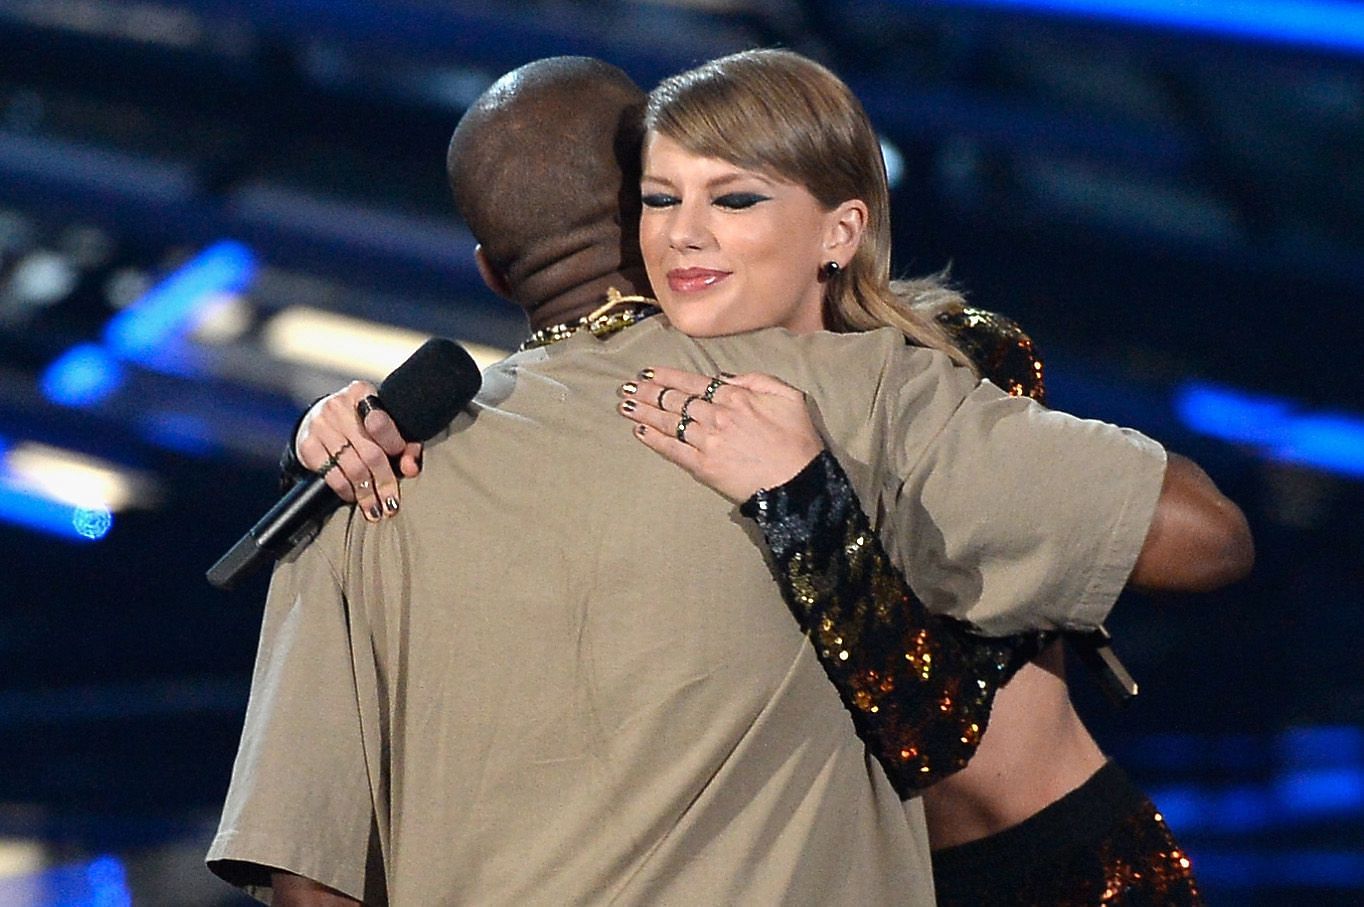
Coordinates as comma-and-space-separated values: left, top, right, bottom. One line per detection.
667, 268, 730, 293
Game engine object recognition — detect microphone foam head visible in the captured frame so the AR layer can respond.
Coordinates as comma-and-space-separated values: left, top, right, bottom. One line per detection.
378, 338, 483, 442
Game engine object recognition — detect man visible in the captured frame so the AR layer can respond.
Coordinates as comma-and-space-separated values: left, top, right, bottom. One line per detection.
207, 57, 1249, 905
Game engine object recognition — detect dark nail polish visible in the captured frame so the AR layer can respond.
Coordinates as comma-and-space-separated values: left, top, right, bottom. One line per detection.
621, 399, 637, 414
620, 381, 638, 396
386, 496, 400, 513
720, 371, 736, 378
638, 368, 655, 380
369, 505, 383, 520
635, 424, 648, 437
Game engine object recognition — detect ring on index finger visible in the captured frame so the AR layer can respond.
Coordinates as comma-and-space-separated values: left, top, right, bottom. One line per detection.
702, 376, 725, 403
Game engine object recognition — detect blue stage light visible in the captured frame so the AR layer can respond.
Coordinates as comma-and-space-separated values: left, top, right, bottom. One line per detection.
0, 854, 132, 906
1175, 382, 1364, 478
40, 343, 126, 407
104, 239, 257, 362
1278, 768, 1364, 818
0, 484, 114, 541
930, 0, 1364, 54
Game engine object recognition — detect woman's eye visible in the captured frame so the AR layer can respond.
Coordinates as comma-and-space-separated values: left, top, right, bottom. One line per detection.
641, 193, 679, 209
715, 193, 769, 210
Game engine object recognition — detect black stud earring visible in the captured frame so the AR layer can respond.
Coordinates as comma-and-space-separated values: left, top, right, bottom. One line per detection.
821, 261, 841, 278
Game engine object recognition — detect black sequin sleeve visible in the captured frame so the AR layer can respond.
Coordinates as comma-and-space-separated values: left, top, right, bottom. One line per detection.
741, 451, 1052, 797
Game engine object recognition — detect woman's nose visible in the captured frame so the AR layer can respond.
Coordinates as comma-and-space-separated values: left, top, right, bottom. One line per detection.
667, 201, 710, 251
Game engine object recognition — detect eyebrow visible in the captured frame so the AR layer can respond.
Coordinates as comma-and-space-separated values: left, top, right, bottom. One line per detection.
640, 170, 778, 190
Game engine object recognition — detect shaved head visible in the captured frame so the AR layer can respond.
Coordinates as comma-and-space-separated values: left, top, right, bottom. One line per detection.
448, 57, 648, 323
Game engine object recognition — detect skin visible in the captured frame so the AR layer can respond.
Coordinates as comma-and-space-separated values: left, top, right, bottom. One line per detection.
638, 133, 865, 338
285, 135, 1251, 901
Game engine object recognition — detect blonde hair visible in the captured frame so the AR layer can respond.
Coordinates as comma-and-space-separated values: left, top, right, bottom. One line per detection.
645, 48, 973, 369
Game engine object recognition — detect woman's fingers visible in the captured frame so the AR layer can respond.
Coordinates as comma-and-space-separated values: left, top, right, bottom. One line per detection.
618, 394, 707, 444
297, 381, 410, 521
719, 371, 804, 401
617, 368, 823, 503
628, 412, 705, 474
634, 366, 720, 402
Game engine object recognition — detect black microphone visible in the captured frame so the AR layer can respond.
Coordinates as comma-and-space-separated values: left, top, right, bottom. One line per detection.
1068, 625, 1140, 706
206, 338, 482, 590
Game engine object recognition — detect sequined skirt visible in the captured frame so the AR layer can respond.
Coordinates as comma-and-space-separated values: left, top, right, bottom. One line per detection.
931, 761, 1202, 906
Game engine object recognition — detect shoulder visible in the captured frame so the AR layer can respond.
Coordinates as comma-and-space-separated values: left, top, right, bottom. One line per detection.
935, 306, 1047, 404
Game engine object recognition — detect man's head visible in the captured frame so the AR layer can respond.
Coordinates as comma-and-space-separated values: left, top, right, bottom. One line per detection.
448, 57, 651, 328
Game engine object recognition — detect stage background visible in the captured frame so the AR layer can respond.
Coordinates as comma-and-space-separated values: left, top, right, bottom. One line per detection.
0, 1, 1359, 904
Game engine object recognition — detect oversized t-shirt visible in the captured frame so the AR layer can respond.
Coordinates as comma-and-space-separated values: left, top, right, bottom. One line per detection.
208, 318, 1164, 905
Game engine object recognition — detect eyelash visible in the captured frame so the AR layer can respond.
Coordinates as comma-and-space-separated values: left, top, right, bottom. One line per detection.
640, 192, 770, 210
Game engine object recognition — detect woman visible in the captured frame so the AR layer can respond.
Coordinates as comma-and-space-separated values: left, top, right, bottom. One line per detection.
295, 49, 1240, 903
615, 48, 1208, 904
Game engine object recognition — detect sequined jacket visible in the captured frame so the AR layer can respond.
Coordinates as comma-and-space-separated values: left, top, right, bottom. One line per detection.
739, 307, 1052, 798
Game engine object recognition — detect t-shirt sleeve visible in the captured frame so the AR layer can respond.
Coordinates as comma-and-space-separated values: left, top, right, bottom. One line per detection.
206, 515, 383, 904
876, 362, 1167, 636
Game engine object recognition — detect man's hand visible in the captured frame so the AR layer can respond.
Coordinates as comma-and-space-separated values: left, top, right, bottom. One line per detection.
296, 380, 424, 521
618, 367, 825, 503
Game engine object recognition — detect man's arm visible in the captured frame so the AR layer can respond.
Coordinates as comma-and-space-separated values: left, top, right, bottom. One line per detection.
1130, 452, 1253, 592
272, 871, 362, 906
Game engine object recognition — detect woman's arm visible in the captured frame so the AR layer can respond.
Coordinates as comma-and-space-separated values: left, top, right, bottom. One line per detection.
740, 449, 1049, 796
618, 371, 1047, 793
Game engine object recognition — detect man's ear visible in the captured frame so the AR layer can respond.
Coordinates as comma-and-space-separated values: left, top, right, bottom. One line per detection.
823, 198, 868, 263
474, 245, 512, 300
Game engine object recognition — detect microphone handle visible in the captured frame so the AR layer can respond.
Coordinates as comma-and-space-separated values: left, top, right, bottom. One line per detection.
1068, 625, 1140, 706
206, 477, 339, 590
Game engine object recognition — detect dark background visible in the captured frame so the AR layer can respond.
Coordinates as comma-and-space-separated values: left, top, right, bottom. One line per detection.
0, 1, 1359, 904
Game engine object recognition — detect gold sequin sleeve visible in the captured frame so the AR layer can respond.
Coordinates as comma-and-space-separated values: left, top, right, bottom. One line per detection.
935, 306, 1047, 404
742, 451, 1052, 797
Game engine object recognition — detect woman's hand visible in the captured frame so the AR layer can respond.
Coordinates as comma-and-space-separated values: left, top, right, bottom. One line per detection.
617, 366, 824, 503
296, 380, 424, 520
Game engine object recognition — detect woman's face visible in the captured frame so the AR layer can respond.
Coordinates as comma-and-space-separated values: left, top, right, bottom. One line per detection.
639, 132, 855, 338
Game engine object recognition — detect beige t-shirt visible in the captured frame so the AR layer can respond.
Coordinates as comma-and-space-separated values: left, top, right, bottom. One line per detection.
208, 319, 1164, 905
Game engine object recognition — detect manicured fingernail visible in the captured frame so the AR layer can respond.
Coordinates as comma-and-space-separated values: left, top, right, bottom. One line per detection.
635, 424, 648, 437
385, 496, 400, 513
638, 368, 655, 380
620, 399, 637, 414
369, 505, 383, 520
620, 381, 638, 396
720, 371, 736, 378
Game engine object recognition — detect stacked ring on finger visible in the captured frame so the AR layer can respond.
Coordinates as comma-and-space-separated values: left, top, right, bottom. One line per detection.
676, 415, 694, 442
702, 376, 725, 403
657, 387, 671, 410
318, 439, 354, 476
356, 394, 384, 422
680, 394, 701, 420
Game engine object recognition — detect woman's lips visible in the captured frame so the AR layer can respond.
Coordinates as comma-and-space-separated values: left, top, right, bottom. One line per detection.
667, 268, 730, 293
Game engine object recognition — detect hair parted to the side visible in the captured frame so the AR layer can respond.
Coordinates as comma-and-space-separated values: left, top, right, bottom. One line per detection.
644, 48, 973, 369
